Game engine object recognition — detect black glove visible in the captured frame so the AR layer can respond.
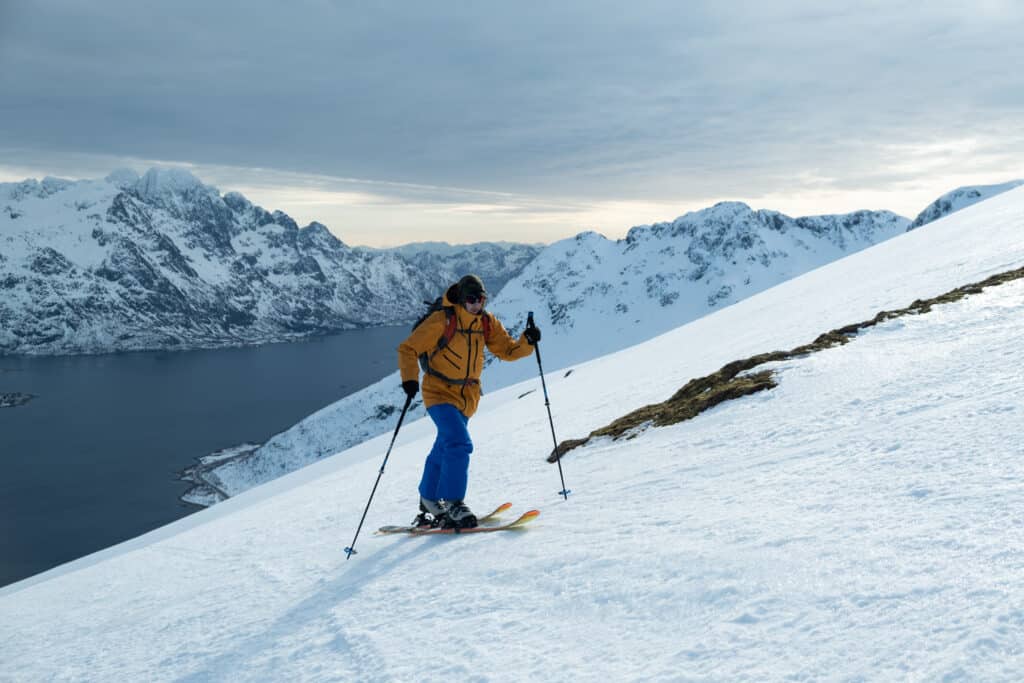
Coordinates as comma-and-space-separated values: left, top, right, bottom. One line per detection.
524, 324, 541, 345
402, 380, 419, 398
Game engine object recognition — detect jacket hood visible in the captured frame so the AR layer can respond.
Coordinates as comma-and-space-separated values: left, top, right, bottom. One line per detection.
443, 282, 486, 319
442, 292, 486, 324
443, 283, 461, 306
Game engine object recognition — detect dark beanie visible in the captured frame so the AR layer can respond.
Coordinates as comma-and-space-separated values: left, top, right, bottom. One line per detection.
456, 274, 487, 302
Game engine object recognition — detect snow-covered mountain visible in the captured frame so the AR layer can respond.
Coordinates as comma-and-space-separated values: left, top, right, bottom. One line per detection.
360, 241, 543, 296
485, 202, 910, 388
0, 169, 538, 356
908, 180, 1024, 229
3, 186, 1022, 681
182, 201, 910, 504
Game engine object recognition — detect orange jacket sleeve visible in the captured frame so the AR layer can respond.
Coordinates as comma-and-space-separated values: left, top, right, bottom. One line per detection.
484, 314, 534, 362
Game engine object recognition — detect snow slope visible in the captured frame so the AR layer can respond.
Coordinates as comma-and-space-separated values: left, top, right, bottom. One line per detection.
188, 202, 909, 503
1, 187, 1023, 680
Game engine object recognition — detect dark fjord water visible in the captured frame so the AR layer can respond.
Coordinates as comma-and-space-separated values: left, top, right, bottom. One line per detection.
0, 325, 409, 588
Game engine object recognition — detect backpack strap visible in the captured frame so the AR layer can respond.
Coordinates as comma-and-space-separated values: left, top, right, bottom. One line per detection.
437, 307, 458, 349
481, 312, 492, 342
439, 308, 489, 346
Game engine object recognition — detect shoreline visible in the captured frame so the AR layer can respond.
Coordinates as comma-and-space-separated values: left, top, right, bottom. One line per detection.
178, 442, 262, 507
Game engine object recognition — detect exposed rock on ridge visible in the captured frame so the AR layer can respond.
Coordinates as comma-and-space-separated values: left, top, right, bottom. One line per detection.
0, 169, 540, 356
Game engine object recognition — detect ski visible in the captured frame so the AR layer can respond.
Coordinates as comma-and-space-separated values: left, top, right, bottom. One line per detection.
409, 509, 539, 535
376, 501, 513, 535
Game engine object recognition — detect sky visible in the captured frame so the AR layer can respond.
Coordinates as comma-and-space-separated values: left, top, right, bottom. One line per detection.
2, 1, 1023, 246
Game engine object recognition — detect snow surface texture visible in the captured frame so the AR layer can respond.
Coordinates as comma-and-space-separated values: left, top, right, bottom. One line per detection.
0, 169, 540, 355
188, 201, 910, 503
2, 186, 1023, 680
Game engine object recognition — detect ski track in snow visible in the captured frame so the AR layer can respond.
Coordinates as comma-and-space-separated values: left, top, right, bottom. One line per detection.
1, 188, 1024, 680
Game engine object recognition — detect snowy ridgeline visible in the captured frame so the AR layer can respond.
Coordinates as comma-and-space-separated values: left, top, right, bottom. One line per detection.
907, 180, 1024, 229
0, 168, 540, 355
2, 186, 1023, 680
184, 198, 915, 503
4, 167, 1017, 360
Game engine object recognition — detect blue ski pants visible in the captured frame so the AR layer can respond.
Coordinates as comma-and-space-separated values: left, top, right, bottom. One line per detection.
418, 403, 474, 502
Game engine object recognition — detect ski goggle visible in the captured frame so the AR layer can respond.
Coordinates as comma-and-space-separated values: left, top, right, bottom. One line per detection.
464, 294, 486, 304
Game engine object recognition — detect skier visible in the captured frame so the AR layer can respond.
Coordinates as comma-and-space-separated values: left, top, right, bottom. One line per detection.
398, 274, 541, 529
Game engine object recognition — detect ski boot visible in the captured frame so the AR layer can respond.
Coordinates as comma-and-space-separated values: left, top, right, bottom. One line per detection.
414, 497, 448, 528
440, 500, 478, 529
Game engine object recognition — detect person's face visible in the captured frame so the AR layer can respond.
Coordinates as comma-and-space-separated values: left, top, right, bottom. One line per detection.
463, 293, 485, 315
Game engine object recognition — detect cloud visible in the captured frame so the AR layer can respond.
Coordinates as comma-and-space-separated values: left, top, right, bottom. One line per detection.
2, 0, 1023, 239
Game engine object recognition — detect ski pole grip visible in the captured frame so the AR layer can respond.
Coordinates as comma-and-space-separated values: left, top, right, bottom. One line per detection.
527, 311, 534, 328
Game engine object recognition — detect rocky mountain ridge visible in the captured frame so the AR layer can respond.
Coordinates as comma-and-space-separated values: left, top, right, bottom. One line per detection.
361, 241, 543, 296
481, 200, 913, 390
4, 167, 1013, 358
907, 180, 1023, 230
0, 169, 539, 356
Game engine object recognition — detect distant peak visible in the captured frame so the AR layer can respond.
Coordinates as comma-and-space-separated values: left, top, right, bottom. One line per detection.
909, 179, 1024, 230
222, 191, 252, 211
574, 230, 607, 242
655, 201, 755, 230
946, 180, 1023, 198
134, 167, 215, 200
105, 168, 140, 189
39, 176, 75, 194
693, 201, 755, 219
710, 200, 754, 211
300, 221, 347, 248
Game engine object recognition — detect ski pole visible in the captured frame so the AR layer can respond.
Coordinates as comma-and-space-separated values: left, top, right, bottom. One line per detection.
344, 392, 414, 560
528, 311, 570, 500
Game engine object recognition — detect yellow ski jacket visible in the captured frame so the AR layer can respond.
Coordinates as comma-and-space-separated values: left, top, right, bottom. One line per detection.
398, 295, 534, 417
